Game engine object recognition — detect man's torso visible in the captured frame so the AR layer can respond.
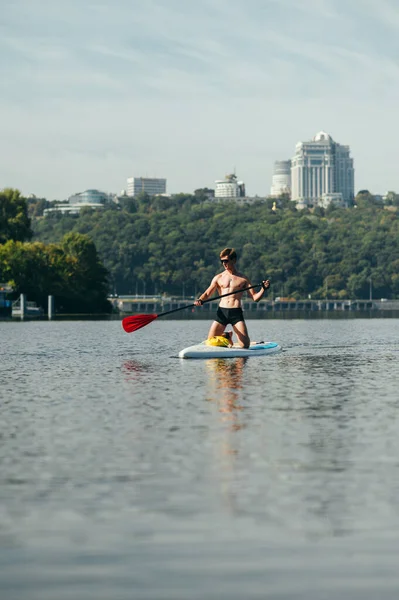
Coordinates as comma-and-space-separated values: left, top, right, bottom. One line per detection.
216, 271, 249, 308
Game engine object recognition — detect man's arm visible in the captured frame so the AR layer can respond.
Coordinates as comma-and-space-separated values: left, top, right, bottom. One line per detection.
247, 279, 270, 303
194, 276, 220, 306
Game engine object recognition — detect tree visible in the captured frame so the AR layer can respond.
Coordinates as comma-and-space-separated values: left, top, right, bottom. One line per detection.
384, 191, 399, 207
0, 188, 32, 243
0, 234, 111, 313
60, 232, 111, 312
354, 190, 381, 208
0, 241, 51, 300
27, 197, 50, 218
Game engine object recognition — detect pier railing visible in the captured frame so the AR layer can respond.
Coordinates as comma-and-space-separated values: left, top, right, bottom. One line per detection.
4, 294, 398, 321
115, 297, 399, 315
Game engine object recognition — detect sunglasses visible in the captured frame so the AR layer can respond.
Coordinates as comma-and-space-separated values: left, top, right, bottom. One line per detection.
220, 259, 230, 265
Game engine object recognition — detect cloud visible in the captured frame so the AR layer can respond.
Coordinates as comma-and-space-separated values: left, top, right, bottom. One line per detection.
1, 0, 399, 197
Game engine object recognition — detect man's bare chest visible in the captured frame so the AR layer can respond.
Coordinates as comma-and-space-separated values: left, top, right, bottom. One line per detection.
219, 274, 247, 291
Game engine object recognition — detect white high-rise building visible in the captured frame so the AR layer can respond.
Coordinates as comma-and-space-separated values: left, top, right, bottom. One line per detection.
215, 173, 245, 198
127, 177, 167, 197
291, 131, 354, 208
270, 160, 291, 197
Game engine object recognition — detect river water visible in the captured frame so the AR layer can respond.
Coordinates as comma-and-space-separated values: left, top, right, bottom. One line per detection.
1, 318, 399, 599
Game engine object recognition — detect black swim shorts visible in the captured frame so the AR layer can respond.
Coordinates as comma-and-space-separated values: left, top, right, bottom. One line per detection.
215, 306, 245, 327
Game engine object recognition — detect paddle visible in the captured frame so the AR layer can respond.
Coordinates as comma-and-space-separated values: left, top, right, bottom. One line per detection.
122, 282, 265, 333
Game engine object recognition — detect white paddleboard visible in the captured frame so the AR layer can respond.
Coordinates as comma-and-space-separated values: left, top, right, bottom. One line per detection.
179, 341, 281, 359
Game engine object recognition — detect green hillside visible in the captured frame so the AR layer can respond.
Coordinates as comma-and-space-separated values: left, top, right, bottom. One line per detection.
31, 192, 399, 300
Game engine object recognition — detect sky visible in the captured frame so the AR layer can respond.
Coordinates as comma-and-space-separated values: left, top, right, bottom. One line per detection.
1, 0, 399, 200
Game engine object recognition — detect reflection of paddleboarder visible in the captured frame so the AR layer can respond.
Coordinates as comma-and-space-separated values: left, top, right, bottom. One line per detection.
206, 358, 247, 429
195, 248, 270, 348
205, 357, 248, 514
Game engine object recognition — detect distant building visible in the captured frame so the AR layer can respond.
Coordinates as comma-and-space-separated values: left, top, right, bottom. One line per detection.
215, 173, 245, 199
43, 189, 113, 216
127, 177, 167, 197
319, 193, 345, 209
68, 189, 111, 204
291, 131, 354, 209
270, 160, 291, 197
194, 187, 215, 199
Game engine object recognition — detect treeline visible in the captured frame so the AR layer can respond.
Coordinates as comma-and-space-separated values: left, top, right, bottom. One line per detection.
0, 189, 111, 313
30, 190, 399, 300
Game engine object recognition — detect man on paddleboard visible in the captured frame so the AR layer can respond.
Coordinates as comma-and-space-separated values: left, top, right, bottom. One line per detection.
194, 247, 270, 348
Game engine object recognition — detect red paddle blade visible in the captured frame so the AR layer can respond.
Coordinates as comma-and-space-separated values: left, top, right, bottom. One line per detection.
122, 313, 158, 333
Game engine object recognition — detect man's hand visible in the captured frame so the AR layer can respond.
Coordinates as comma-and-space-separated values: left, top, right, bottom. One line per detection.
262, 280, 270, 290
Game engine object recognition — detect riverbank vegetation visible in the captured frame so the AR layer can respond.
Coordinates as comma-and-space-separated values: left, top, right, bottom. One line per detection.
29, 190, 399, 300
0, 189, 111, 313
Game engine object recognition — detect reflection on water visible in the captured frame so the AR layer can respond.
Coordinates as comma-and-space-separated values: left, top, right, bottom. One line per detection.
202, 358, 249, 515
263, 349, 399, 541
1, 320, 399, 600
205, 358, 247, 430
121, 359, 148, 380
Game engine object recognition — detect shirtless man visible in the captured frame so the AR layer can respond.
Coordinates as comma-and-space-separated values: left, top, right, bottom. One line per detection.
194, 247, 270, 348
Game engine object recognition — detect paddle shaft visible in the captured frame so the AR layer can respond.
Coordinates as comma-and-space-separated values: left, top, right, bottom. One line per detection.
156, 282, 264, 318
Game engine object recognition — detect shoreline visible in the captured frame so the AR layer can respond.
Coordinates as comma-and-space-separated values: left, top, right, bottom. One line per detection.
2, 310, 399, 322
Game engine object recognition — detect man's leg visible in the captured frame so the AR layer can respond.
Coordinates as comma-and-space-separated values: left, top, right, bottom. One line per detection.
207, 320, 226, 339
232, 320, 250, 348
207, 307, 228, 339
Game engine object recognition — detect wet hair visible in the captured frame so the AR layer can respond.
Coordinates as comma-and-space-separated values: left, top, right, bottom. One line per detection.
219, 248, 237, 262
